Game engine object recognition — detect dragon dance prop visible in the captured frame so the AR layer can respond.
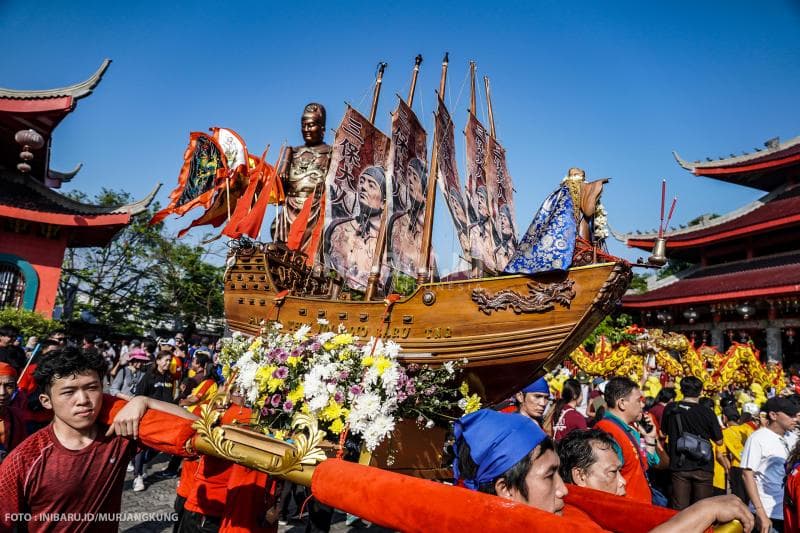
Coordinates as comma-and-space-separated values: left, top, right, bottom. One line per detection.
568, 328, 786, 394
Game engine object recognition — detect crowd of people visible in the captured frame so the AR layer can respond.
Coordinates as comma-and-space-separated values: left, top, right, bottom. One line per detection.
466, 369, 800, 532
3, 319, 800, 532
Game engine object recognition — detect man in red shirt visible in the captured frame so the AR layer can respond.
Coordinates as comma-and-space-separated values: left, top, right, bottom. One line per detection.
594, 376, 660, 505
0, 347, 198, 532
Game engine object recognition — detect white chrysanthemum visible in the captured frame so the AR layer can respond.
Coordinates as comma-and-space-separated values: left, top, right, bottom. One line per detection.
318, 331, 336, 344
317, 318, 329, 325
361, 413, 396, 451
382, 340, 401, 359
381, 366, 400, 395
351, 391, 381, 420
294, 324, 312, 341
272, 322, 283, 330
443, 361, 455, 375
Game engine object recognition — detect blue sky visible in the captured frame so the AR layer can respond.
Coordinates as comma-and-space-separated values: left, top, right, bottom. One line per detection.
2, 1, 799, 270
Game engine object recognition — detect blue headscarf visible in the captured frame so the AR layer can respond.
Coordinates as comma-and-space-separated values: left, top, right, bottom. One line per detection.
452, 409, 547, 490
521, 376, 550, 395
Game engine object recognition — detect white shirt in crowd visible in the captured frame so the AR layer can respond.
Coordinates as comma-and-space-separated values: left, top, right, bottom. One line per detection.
741, 427, 792, 520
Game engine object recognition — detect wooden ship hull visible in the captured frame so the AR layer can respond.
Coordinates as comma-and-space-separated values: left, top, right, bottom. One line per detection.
224, 242, 631, 405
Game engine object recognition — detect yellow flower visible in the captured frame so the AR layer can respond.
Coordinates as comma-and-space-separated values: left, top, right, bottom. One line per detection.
267, 377, 285, 393
323, 342, 335, 351
332, 333, 353, 346
271, 429, 287, 440
222, 364, 231, 379
464, 394, 482, 414
287, 385, 304, 403
301, 404, 311, 414
361, 356, 374, 367
329, 418, 346, 435
459, 381, 470, 396
321, 398, 345, 421
250, 337, 263, 350
287, 356, 301, 367
374, 357, 392, 376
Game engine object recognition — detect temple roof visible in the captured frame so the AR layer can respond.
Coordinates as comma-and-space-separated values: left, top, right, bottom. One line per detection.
0, 169, 159, 247
0, 60, 111, 179
623, 251, 800, 308
623, 184, 800, 253
673, 134, 800, 191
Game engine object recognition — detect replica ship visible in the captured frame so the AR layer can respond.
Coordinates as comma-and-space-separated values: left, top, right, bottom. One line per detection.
158, 55, 631, 480
222, 56, 631, 405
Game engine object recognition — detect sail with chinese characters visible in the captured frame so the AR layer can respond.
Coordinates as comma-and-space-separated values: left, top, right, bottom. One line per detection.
465, 114, 499, 271
434, 96, 471, 262
485, 135, 518, 270
385, 98, 428, 281
322, 106, 390, 290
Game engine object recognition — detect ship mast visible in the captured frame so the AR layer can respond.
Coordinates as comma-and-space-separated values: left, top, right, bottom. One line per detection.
416, 52, 448, 283
365, 57, 420, 299
484, 75, 497, 139
469, 61, 477, 116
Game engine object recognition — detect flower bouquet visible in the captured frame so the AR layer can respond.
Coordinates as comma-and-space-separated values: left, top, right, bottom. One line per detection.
201, 321, 481, 481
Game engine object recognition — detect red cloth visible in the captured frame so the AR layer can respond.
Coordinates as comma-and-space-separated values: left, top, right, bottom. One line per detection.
649, 403, 666, 427
312, 459, 613, 532
219, 465, 277, 533
595, 418, 653, 504
785, 463, 800, 532
184, 405, 252, 518
0, 394, 196, 532
0, 406, 27, 451
177, 457, 200, 499
565, 485, 678, 533
17, 362, 37, 394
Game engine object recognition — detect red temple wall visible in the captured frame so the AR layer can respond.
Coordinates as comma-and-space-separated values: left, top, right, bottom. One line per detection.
0, 228, 68, 318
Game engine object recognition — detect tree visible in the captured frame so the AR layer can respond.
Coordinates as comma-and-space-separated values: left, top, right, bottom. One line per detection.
150, 239, 225, 335
57, 189, 224, 335
0, 308, 60, 340
582, 313, 636, 351
629, 273, 648, 294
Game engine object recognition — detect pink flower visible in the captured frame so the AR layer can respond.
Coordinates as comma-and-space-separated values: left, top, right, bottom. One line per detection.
349, 385, 363, 396
273, 367, 289, 379
282, 400, 294, 412
270, 394, 282, 407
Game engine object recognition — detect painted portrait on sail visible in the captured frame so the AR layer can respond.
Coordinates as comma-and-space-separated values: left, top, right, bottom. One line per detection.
385, 98, 428, 281
324, 166, 386, 290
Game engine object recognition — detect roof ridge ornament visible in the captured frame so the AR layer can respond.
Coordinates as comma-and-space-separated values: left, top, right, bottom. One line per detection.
765, 136, 780, 150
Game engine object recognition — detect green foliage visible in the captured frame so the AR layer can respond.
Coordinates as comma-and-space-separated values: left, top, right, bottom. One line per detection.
57, 189, 224, 335
582, 313, 636, 350
687, 213, 720, 226
0, 308, 60, 340
629, 274, 648, 294
391, 272, 417, 296
656, 258, 693, 280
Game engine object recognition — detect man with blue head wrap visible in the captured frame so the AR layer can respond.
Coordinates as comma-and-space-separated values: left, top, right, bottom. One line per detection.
453, 409, 567, 515
516, 376, 551, 426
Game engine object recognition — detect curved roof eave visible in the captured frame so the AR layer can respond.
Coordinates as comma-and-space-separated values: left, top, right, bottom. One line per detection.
0, 59, 111, 101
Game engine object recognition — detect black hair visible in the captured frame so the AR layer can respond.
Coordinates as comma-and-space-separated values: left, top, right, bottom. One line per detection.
698, 396, 715, 411
680, 376, 703, 398
550, 379, 582, 432
654, 387, 676, 405
33, 346, 107, 393
604, 377, 638, 409
194, 352, 211, 368
156, 350, 172, 361
0, 324, 20, 338
456, 436, 554, 501
557, 429, 620, 484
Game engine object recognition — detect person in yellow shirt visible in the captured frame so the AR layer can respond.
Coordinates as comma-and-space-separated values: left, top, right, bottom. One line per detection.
178, 352, 218, 416
719, 404, 756, 503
